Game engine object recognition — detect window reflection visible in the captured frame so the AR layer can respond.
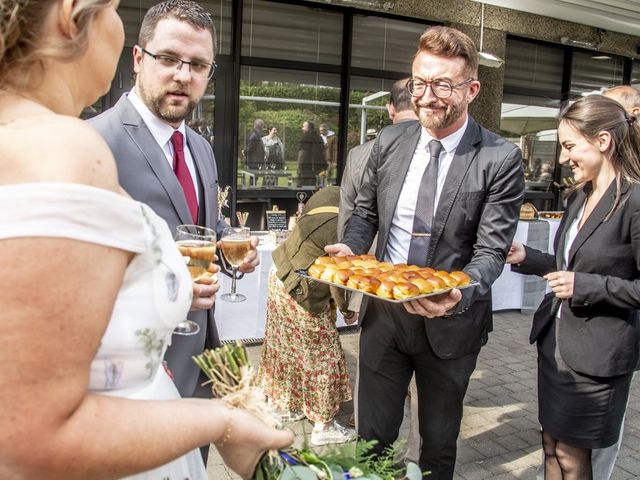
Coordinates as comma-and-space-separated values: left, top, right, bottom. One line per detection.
347, 77, 398, 153
352, 16, 427, 73
501, 95, 560, 203
238, 67, 341, 190
570, 51, 625, 97
631, 60, 640, 88
242, 0, 342, 64
504, 39, 564, 95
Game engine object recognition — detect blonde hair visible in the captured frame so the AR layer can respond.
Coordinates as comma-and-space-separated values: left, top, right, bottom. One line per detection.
0, 0, 112, 89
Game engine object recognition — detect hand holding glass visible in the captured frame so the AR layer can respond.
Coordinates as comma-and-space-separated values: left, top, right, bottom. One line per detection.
220, 227, 252, 302
175, 224, 217, 335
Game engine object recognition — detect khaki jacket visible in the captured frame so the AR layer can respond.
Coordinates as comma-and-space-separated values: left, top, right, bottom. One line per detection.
272, 186, 349, 314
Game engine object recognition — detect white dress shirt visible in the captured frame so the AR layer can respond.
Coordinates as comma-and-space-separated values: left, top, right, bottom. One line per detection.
127, 89, 200, 203
385, 117, 469, 264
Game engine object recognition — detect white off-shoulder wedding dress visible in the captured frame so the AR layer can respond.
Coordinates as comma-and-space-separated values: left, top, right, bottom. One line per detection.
0, 183, 209, 480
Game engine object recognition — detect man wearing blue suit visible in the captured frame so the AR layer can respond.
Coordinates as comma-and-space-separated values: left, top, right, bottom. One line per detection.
327, 26, 525, 479
90, 1, 259, 462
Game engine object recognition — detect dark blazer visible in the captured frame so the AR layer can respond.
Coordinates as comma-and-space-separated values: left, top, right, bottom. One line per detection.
272, 186, 349, 315
89, 94, 227, 398
342, 117, 525, 359
512, 180, 640, 377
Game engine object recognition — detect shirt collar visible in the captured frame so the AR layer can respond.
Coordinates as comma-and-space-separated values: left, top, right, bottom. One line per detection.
128, 88, 186, 149
419, 115, 469, 155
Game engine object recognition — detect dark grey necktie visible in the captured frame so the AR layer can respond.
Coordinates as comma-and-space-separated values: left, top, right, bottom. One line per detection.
406, 139, 443, 267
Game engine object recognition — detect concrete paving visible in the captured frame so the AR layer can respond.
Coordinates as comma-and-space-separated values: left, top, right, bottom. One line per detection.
207, 311, 640, 479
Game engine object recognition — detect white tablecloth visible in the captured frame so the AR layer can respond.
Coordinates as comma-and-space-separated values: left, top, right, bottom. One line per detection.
216, 220, 562, 340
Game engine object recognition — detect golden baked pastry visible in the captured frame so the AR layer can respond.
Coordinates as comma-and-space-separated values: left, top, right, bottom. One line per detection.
307, 255, 471, 301
393, 282, 420, 300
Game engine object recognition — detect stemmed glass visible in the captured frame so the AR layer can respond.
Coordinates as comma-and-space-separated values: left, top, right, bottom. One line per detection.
220, 226, 251, 302
174, 224, 217, 335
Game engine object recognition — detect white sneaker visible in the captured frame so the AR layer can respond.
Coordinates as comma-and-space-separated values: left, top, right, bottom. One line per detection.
310, 421, 356, 446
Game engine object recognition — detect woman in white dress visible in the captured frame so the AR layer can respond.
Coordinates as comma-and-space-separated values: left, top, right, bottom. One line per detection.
0, 1, 293, 479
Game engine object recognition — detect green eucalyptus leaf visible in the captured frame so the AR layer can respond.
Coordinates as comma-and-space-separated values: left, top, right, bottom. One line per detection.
291, 465, 323, 480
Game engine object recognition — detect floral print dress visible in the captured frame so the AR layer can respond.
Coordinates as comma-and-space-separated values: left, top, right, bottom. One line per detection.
258, 266, 352, 423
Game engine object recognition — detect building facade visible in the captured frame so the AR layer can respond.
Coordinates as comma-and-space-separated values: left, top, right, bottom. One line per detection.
95, 0, 640, 229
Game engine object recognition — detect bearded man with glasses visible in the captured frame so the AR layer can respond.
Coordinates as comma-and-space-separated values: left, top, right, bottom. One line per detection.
89, 0, 260, 465
326, 26, 525, 479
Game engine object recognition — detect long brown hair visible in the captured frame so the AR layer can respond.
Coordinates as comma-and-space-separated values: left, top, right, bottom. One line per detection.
559, 94, 640, 219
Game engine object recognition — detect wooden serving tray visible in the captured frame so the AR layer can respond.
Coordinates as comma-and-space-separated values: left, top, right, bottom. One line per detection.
295, 269, 478, 304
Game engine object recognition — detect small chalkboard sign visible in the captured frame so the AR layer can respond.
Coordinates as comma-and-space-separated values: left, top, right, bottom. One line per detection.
266, 205, 287, 231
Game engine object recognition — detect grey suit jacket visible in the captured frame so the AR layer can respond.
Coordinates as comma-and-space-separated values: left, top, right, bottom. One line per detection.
342, 117, 525, 359
338, 140, 375, 241
89, 94, 226, 398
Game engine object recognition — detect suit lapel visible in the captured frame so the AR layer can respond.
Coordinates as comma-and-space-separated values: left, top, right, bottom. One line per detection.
555, 189, 585, 270
567, 180, 620, 267
429, 118, 480, 262
383, 123, 422, 230
116, 96, 194, 225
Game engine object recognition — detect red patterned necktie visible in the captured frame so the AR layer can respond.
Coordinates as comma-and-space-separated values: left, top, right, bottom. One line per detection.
170, 131, 198, 223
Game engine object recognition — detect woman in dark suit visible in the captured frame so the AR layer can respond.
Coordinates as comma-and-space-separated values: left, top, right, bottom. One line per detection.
508, 95, 640, 479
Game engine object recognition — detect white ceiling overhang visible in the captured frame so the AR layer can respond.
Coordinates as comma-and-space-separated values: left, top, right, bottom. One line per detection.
470, 0, 640, 38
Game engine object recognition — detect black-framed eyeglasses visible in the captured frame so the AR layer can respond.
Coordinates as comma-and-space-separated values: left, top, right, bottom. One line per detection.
140, 47, 217, 80
406, 77, 473, 99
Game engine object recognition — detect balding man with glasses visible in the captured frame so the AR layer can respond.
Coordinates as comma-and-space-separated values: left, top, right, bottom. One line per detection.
89, 0, 260, 464
326, 26, 525, 479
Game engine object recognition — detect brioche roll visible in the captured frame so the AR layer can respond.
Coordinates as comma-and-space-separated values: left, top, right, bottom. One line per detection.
418, 267, 436, 277
360, 254, 377, 261
320, 266, 338, 282
409, 277, 435, 294
357, 276, 381, 294
346, 274, 365, 290
315, 256, 336, 266
401, 271, 422, 281
450, 271, 471, 286
376, 280, 396, 299
378, 263, 395, 272
386, 272, 406, 283
392, 282, 420, 300
433, 270, 457, 288
333, 269, 352, 286
363, 267, 382, 276
424, 274, 446, 290
335, 260, 354, 269
308, 263, 325, 278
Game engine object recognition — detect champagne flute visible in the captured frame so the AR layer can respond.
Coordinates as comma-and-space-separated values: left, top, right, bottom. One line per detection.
220, 226, 251, 302
175, 224, 217, 335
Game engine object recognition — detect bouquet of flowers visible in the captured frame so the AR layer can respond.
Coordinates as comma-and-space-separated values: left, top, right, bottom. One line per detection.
193, 343, 425, 480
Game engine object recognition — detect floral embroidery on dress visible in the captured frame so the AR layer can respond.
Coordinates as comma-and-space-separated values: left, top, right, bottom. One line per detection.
140, 204, 163, 265
165, 271, 179, 302
104, 358, 124, 389
136, 328, 166, 380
